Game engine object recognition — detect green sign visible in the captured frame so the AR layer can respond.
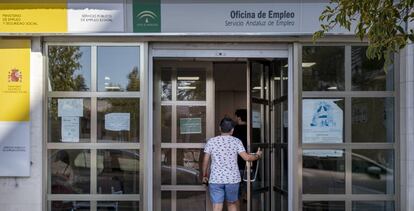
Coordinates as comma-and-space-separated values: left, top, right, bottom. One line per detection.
133, 0, 161, 32
180, 118, 202, 134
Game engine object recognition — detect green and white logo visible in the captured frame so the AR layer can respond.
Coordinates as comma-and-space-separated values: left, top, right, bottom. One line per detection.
133, 0, 161, 32
137, 11, 158, 23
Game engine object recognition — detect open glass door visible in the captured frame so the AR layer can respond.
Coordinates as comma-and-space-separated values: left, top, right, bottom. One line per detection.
248, 60, 272, 211
247, 59, 289, 211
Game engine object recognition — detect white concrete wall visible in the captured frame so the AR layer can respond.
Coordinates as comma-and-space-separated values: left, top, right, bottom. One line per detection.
401, 43, 414, 211
0, 37, 43, 211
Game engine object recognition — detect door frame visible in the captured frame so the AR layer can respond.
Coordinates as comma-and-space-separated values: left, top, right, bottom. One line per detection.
148, 43, 295, 211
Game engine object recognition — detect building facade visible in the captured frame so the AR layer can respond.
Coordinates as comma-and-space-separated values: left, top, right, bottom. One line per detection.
0, 0, 413, 211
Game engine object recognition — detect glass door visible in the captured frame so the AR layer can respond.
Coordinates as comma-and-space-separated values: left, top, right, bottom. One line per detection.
248, 60, 272, 211
271, 59, 289, 211
247, 59, 289, 211
153, 60, 214, 211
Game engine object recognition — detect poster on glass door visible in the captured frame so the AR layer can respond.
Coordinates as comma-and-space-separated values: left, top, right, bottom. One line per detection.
302, 99, 343, 144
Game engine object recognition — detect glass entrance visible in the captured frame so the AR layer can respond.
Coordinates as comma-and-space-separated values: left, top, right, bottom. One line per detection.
152, 54, 290, 211
247, 59, 289, 211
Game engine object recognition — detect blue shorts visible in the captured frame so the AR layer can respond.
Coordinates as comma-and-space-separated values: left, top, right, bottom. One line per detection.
208, 183, 240, 204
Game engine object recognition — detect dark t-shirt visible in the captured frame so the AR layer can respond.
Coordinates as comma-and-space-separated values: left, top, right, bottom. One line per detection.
233, 124, 247, 170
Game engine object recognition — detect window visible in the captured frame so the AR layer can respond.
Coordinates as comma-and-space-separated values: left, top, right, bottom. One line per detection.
46, 44, 143, 211
301, 45, 397, 211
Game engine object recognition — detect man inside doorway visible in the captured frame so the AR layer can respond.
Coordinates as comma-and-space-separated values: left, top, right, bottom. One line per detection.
202, 117, 262, 211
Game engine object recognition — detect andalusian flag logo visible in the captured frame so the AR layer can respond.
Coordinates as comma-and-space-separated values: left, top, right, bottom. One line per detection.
133, 0, 161, 32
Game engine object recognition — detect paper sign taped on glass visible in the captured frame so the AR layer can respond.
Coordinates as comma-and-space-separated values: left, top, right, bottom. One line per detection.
180, 118, 202, 134
302, 99, 343, 144
105, 113, 130, 131
61, 116, 79, 142
58, 99, 83, 117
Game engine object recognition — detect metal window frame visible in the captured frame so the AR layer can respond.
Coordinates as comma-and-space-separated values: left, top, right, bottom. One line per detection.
298, 43, 400, 211
43, 42, 145, 211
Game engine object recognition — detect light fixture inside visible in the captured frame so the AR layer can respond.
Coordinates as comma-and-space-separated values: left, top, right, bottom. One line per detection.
274, 77, 288, 81
283, 62, 316, 68
177, 77, 200, 81
105, 86, 120, 90
302, 62, 316, 68
178, 86, 197, 90
327, 86, 337, 90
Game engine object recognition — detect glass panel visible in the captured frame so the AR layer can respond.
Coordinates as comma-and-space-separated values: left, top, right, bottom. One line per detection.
48, 46, 91, 91
176, 191, 206, 210
302, 46, 345, 91
161, 106, 172, 143
352, 98, 394, 143
177, 106, 206, 143
251, 62, 263, 99
161, 67, 172, 101
352, 46, 394, 91
97, 98, 140, 143
177, 68, 206, 101
303, 150, 345, 194
48, 98, 91, 143
97, 201, 139, 211
352, 201, 394, 211
97, 149, 140, 194
161, 191, 171, 211
97, 46, 140, 92
49, 149, 90, 194
352, 149, 394, 194
251, 103, 263, 144
161, 149, 172, 185
303, 201, 345, 211
302, 99, 344, 144
177, 149, 202, 185
51, 201, 90, 211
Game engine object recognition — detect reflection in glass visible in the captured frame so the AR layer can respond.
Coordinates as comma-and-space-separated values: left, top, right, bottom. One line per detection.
97, 150, 139, 194
161, 106, 172, 143
352, 46, 394, 91
352, 98, 394, 143
352, 149, 394, 194
48, 46, 91, 91
177, 68, 206, 101
177, 106, 206, 143
176, 191, 206, 210
177, 149, 202, 185
97, 98, 140, 143
161, 68, 172, 101
161, 149, 172, 185
97, 46, 140, 92
251, 62, 264, 98
302, 99, 344, 144
303, 201, 345, 211
49, 149, 90, 194
352, 201, 394, 211
161, 191, 171, 211
97, 201, 139, 211
303, 150, 345, 194
51, 201, 90, 211
302, 46, 345, 91
48, 98, 91, 143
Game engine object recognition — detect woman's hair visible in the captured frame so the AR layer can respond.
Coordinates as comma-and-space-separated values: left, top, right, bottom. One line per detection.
220, 117, 235, 133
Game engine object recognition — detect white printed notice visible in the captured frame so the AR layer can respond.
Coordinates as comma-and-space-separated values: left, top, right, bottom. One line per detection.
302, 99, 343, 144
252, 111, 261, 128
61, 117, 80, 142
68, 0, 124, 33
58, 99, 83, 117
105, 113, 130, 131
